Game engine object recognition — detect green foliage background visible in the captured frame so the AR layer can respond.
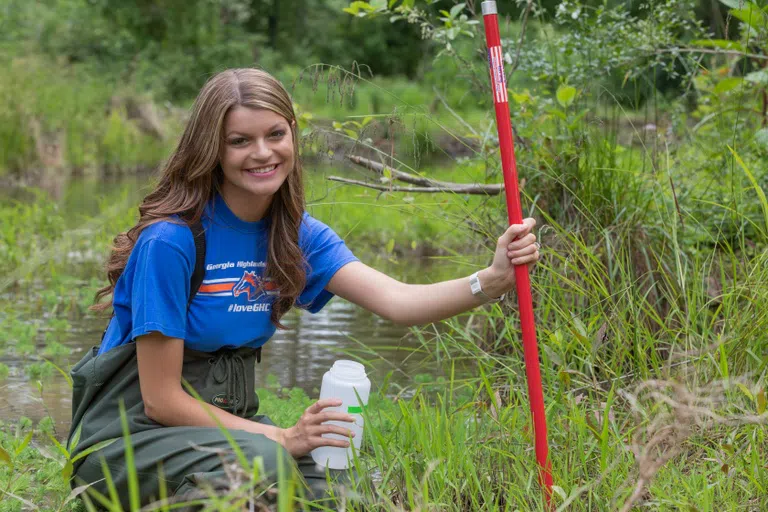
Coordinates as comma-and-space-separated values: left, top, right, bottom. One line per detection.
1, 0, 767, 510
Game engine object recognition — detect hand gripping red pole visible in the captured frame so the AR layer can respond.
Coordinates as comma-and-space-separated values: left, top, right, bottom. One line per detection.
481, 1, 553, 504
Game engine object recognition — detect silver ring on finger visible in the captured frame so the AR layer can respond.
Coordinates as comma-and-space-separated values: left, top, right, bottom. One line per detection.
534, 241, 541, 250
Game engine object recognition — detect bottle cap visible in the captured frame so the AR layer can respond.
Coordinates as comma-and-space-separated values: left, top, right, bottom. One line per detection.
330, 360, 366, 380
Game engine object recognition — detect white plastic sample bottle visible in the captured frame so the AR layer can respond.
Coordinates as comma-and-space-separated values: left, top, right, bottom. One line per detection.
311, 360, 371, 470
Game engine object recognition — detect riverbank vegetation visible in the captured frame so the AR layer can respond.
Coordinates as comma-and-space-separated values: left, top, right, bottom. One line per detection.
1, 0, 767, 510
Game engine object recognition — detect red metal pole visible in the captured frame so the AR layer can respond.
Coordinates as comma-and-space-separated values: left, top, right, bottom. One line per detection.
481, 1, 553, 504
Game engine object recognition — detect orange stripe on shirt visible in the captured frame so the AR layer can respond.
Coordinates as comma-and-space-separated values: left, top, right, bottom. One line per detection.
198, 283, 235, 293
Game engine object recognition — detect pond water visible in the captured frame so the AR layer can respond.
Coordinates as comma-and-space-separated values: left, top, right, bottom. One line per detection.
0, 296, 438, 437
0, 170, 466, 435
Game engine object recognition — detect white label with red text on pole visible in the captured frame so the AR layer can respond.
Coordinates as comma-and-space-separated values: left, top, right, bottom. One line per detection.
487, 45, 507, 104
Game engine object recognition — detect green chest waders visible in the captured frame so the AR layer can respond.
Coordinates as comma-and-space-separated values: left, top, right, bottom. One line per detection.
66, 221, 345, 509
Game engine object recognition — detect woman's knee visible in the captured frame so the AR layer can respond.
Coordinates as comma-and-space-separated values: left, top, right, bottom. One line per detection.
232, 432, 293, 479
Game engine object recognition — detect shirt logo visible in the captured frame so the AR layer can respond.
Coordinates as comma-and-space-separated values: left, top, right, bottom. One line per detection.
234, 271, 279, 302
197, 270, 279, 302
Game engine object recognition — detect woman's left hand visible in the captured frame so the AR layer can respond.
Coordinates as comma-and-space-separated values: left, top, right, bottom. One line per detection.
480, 218, 540, 298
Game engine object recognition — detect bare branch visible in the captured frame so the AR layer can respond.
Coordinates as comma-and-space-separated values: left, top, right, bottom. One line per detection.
328, 176, 504, 195
345, 154, 504, 194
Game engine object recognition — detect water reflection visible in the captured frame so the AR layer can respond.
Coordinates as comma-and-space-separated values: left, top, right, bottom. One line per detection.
261, 299, 426, 392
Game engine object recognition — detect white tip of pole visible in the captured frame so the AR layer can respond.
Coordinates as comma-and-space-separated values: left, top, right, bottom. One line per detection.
481, 1, 497, 16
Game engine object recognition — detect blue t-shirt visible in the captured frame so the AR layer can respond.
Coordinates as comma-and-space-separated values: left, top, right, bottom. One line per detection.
98, 193, 358, 354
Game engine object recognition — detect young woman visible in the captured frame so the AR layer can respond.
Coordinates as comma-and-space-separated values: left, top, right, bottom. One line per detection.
68, 68, 539, 508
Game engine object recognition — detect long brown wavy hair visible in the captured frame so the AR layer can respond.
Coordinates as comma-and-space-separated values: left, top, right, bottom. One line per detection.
92, 68, 306, 328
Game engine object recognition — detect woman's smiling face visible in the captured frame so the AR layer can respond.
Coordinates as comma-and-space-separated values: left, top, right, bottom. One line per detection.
219, 106, 295, 221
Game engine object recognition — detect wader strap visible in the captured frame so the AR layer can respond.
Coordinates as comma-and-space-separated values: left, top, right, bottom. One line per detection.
188, 220, 206, 309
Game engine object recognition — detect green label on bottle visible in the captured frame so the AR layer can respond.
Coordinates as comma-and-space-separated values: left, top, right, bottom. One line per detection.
347, 406, 364, 414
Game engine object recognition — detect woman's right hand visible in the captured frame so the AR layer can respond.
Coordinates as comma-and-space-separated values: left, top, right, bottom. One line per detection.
277, 399, 356, 458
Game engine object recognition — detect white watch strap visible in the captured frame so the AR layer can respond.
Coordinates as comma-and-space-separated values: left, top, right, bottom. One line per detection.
470, 271, 503, 303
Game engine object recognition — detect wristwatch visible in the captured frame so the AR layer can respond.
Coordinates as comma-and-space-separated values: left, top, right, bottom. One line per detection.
469, 271, 504, 303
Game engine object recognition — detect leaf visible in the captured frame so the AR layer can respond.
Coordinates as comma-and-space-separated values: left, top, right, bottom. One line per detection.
0, 445, 11, 465
343, 2, 375, 15
386, 238, 395, 254
62, 460, 73, 480
332, 121, 343, 130
600, 386, 616, 472
450, 3, 466, 18
714, 77, 743, 94
69, 422, 82, 453
556, 85, 577, 107
34, 443, 59, 460
344, 128, 358, 138
691, 39, 747, 53
70, 438, 119, 463
730, 5, 767, 30
757, 388, 767, 415
737, 383, 754, 401
47, 433, 70, 459
64, 479, 106, 505
719, 344, 729, 380
15, 431, 33, 456
370, 0, 387, 9
572, 315, 588, 338
543, 345, 563, 366
550, 485, 568, 500
512, 90, 533, 104
44, 358, 73, 388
